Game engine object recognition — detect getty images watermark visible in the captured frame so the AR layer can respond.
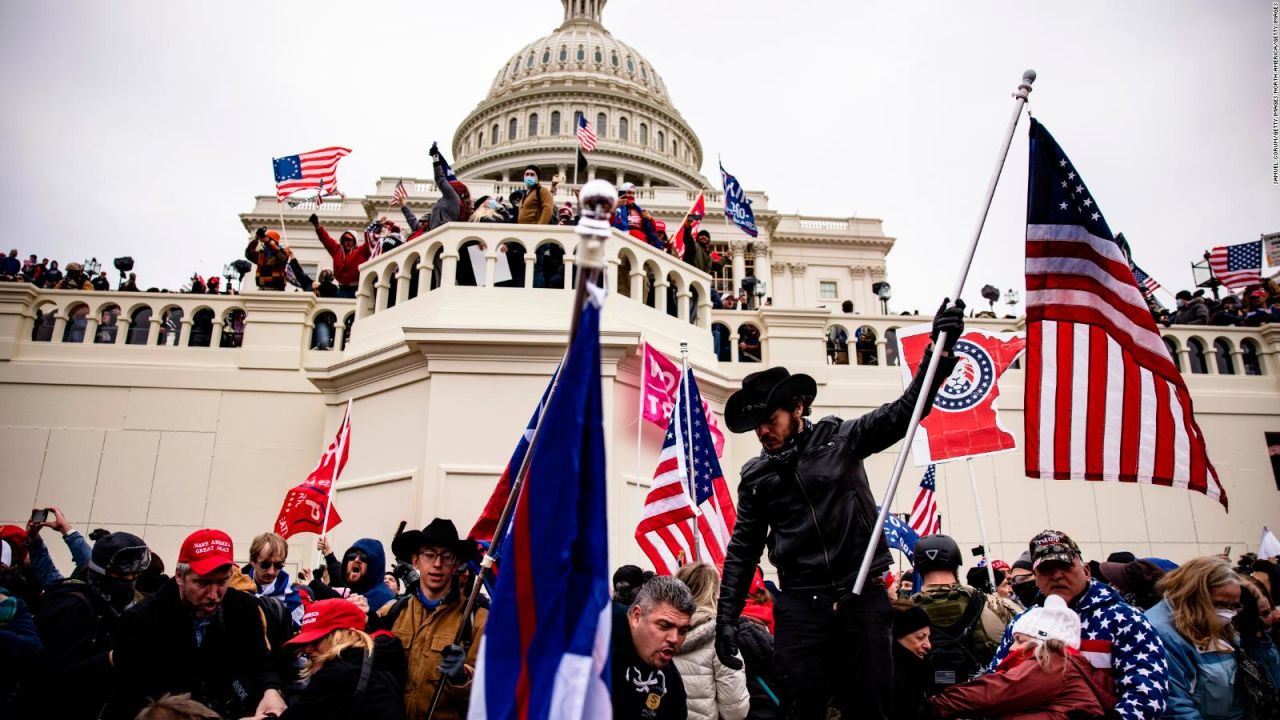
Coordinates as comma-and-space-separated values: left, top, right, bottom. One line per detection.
1273, 3, 1279, 183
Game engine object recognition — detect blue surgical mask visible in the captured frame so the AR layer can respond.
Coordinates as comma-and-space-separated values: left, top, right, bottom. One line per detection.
523, 177, 536, 188
488, 199, 499, 210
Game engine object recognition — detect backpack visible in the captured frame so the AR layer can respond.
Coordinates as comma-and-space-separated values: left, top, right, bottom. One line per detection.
919, 590, 987, 691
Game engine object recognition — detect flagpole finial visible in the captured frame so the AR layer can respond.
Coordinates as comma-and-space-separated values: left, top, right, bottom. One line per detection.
1015, 69, 1037, 100
575, 179, 617, 269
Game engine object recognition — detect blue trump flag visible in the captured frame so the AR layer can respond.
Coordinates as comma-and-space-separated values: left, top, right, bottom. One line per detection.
720, 162, 758, 238
469, 288, 611, 719
878, 507, 920, 554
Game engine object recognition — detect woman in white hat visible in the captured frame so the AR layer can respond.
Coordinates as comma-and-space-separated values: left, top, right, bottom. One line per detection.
927, 594, 1114, 719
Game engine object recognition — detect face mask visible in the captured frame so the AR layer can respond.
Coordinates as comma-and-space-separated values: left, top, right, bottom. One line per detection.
1012, 581, 1039, 608
523, 177, 536, 188
488, 199, 499, 210
1216, 608, 1238, 625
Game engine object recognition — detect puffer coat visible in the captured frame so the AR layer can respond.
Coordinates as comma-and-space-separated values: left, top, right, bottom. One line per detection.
672, 608, 750, 720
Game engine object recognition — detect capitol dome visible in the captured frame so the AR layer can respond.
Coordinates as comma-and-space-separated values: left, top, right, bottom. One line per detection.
452, 0, 707, 191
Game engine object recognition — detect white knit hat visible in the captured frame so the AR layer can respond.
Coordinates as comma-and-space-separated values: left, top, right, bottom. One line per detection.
1011, 594, 1081, 649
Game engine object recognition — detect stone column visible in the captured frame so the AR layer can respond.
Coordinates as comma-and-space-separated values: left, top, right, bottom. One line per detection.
177, 318, 192, 347
375, 281, 390, 313
772, 262, 790, 307
441, 253, 459, 287
395, 268, 412, 304
417, 263, 432, 293
84, 317, 100, 344
655, 278, 669, 314
114, 315, 129, 345
148, 316, 163, 346
1205, 346, 1220, 375
676, 289, 691, 323
849, 266, 870, 314
728, 331, 740, 362
562, 256, 575, 292
791, 263, 807, 307
524, 255, 536, 289
869, 267, 887, 315
629, 270, 644, 299
356, 288, 372, 320
1177, 347, 1191, 371
211, 321, 224, 348
696, 292, 712, 330
51, 314, 67, 343
615, 169, 625, 186
333, 322, 346, 351
729, 240, 748, 296
1231, 349, 1245, 374
606, 257, 620, 294
875, 337, 887, 366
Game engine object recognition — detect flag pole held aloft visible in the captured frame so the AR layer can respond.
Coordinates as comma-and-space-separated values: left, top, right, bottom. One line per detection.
853, 70, 1036, 595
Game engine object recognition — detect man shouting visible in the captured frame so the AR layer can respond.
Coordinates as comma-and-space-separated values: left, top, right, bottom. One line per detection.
716, 300, 964, 719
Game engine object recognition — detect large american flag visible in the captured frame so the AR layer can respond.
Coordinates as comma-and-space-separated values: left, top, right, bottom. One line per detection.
1207, 240, 1263, 289
1024, 119, 1225, 507
908, 465, 941, 536
272, 146, 351, 202
576, 115, 597, 153
636, 369, 736, 575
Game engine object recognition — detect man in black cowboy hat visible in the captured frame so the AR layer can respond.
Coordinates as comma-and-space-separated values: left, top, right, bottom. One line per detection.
377, 518, 486, 720
715, 300, 965, 719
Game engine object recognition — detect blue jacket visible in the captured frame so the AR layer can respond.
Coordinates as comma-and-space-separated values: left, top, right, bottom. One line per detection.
1146, 600, 1246, 720
1241, 633, 1280, 689
990, 579, 1168, 720
346, 538, 394, 612
27, 531, 92, 590
612, 203, 661, 248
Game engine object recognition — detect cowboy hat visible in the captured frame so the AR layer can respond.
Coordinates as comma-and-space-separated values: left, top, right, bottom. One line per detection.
724, 366, 817, 433
391, 518, 477, 564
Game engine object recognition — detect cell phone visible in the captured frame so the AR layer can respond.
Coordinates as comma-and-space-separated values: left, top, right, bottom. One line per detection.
1224, 546, 1231, 558
30, 508, 49, 524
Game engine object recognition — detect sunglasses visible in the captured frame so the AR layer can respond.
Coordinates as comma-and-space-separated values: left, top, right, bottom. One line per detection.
256, 560, 285, 571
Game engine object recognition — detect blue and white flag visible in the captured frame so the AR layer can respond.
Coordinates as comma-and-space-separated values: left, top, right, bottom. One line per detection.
720, 162, 758, 238
879, 507, 921, 553
469, 285, 611, 720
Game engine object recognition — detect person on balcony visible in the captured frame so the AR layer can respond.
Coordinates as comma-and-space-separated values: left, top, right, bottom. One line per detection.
54, 262, 93, 290
402, 144, 472, 242
245, 228, 288, 291
612, 183, 660, 247
517, 165, 554, 225
308, 213, 370, 299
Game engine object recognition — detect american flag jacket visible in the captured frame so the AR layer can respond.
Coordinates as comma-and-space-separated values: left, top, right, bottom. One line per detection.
989, 579, 1168, 720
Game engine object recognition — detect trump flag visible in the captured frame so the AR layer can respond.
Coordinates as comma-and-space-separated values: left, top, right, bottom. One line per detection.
640, 342, 726, 457
274, 400, 351, 538
897, 326, 1025, 465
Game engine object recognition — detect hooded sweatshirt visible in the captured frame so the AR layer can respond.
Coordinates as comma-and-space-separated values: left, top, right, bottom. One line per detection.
314, 225, 371, 287
345, 538, 393, 611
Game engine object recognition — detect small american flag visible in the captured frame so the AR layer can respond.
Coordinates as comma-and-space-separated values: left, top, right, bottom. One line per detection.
636, 369, 736, 575
576, 115, 597, 153
1207, 240, 1263, 289
1024, 119, 1224, 507
1131, 264, 1161, 298
390, 179, 408, 207
272, 146, 351, 202
364, 220, 383, 259
908, 465, 941, 536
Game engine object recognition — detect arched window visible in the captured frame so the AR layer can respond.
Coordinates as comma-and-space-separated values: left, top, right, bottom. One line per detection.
854, 326, 879, 366
62, 304, 89, 343
491, 124, 498, 146
126, 306, 152, 345
1187, 338, 1208, 374
639, 123, 648, 145
559, 46, 567, 62
657, 130, 665, 151
576, 45, 585, 62
672, 139, 680, 158
476, 130, 483, 148
596, 113, 607, 138
884, 328, 899, 367
550, 111, 561, 135
826, 325, 850, 365
1162, 337, 1182, 371
526, 52, 534, 69
641, 64, 648, 81
611, 51, 619, 67
508, 117, 518, 140
618, 117, 628, 142
189, 308, 215, 347
541, 49, 550, 65
157, 307, 183, 346
626, 57, 635, 73
712, 322, 732, 362
594, 47, 602, 64
1213, 338, 1235, 375
95, 305, 121, 344
1242, 339, 1263, 375
573, 110, 584, 131
528, 113, 539, 137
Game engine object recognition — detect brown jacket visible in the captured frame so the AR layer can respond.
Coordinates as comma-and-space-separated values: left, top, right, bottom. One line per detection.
517, 184, 554, 225
928, 648, 1115, 720
377, 593, 488, 720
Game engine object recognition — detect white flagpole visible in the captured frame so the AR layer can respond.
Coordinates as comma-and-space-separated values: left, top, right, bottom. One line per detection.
680, 339, 699, 563
315, 398, 350, 572
853, 70, 1035, 594
636, 336, 647, 545
965, 457, 997, 591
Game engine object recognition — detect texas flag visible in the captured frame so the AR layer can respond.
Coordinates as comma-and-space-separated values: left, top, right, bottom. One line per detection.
897, 325, 1026, 465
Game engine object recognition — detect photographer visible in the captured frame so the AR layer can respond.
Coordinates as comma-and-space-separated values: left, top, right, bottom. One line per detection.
245, 227, 289, 291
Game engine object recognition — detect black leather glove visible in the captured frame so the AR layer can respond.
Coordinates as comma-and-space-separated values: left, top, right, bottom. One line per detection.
308, 213, 318, 226
715, 619, 743, 670
439, 643, 468, 684
429, 142, 442, 161
255, 227, 267, 239
931, 298, 966, 354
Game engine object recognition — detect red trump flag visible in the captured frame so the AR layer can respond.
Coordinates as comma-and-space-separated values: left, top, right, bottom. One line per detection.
274, 400, 351, 538
897, 325, 1026, 465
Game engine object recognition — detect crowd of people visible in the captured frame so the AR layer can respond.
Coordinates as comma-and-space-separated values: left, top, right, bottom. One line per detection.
1156, 283, 1280, 327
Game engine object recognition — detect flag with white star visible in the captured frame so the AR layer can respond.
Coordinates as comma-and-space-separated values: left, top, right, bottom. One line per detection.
1207, 240, 1263, 289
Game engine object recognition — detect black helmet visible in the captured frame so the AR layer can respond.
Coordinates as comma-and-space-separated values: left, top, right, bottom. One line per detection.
912, 534, 962, 574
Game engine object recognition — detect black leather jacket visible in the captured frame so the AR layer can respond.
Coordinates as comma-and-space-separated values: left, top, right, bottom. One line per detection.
718, 352, 957, 620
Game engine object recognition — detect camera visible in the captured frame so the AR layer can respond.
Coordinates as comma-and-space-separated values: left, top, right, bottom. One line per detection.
391, 560, 419, 589
30, 508, 50, 524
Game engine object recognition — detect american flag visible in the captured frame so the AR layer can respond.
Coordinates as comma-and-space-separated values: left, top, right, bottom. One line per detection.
908, 465, 941, 536
1131, 265, 1161, 298
1024, 119, 1225, 507
1207, 240, 1263, 289
272, 146, 351, 202
636, 369, 736, 575
364, 220, 383, 259
390, 179, 408, 207
576, 115, 597, 153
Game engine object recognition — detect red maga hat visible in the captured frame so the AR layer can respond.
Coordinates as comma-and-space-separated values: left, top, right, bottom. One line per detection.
286, 598, 368, 647
178, 529, 234, 576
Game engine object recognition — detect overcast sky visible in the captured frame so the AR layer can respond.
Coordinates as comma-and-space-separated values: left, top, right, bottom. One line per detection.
2, 1, 1275, 311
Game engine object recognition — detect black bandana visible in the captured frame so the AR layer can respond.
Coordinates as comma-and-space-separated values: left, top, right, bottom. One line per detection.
764, 418, 812, 467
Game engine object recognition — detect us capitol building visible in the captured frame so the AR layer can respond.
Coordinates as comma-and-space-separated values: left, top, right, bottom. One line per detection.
2, 0, 1277, 574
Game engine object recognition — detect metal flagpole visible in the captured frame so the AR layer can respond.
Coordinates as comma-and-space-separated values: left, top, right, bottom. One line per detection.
853, 70, 1036, 595
636, 335, 647, 538
423, 180, 617, 720
315, 399, 350, 572
680, 339, 699, 563
965, 457, 997, 591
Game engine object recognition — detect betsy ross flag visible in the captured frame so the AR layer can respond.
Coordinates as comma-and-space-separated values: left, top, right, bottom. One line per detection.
469, 285, 610, 720
274, 400, 351, 538
576, 115, 597, 152
636, 369, 737, 575
1207, 240, 1263, 289
908, 465, 941, 536
1024, 119, 1225, 507
273, 147, 351, 202
390, 179, 408, 207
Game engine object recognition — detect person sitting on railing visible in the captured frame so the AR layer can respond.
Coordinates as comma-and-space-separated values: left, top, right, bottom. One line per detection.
307, 213, 369, 299
517, 165, 554, 224
20, 254, 40, 284
41, 260, 63, 289
0, 249, 21, 281
612, 183, 660, 247
470, 196, 508, 223
54, 262, 93, 290
91, 271, 111, 291
245, 227, 288, 291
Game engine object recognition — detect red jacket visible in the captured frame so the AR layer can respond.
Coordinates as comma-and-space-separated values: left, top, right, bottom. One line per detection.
929, 647, 1114, 720
314, 224, 370, 287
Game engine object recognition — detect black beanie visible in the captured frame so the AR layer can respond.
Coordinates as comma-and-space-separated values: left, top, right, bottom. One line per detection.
892, 604, 931, 639
88, 532, 150, 575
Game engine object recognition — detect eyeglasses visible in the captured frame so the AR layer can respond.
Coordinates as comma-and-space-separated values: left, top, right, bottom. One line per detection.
1213, 602, 1244, 612
419, 550, 458, 566
256, 560, 285, 571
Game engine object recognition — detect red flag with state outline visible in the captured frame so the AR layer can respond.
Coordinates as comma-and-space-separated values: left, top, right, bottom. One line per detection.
897, 325, 1026, 465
